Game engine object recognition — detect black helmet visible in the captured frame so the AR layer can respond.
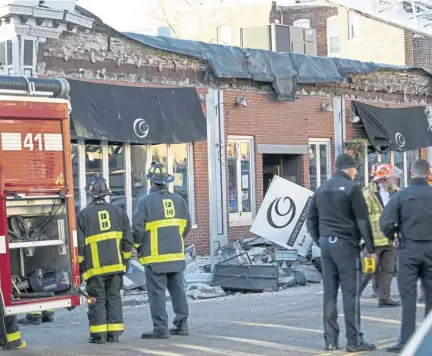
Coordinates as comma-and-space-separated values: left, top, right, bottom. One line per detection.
147, 162, 174, 185
86, 175, 112, 198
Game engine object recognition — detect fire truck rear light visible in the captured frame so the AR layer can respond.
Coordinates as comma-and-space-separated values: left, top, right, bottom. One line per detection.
0, 235, 6, 254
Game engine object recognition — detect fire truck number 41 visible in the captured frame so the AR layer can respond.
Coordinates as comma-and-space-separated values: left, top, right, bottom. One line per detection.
0, 132, 64, 152
24, 133, 43, 151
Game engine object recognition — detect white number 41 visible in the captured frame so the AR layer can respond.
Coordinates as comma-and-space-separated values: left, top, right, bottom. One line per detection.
23, 133, 43, 151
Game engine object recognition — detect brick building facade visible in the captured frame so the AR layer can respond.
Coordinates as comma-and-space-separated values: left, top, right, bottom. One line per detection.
1, 3, 432, 253
270, 1, 432, 67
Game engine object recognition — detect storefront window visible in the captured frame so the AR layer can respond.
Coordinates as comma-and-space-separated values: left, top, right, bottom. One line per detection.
131, 145, 148, 212
171, 143, 189, 205
228, 143, 238, 214
85, 143, 102, 205
71, 143, 80, 217
227, 136, 255, 225
309, 139, 331, 191
394, 151, 405, 187
152, 144, 168, 166
108, 144, 125, 211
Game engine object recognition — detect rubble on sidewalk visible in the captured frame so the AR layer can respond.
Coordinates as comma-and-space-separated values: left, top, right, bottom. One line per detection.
186, 283, 226, 300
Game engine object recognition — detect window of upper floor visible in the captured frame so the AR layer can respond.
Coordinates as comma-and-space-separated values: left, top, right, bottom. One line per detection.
293, 18, 311, 29
348, 10, 360, 40
327, 16, 340, 54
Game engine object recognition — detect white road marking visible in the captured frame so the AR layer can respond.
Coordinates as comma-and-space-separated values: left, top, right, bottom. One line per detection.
173, 344, 261, 356
209, 335, 320, 354
132, 349, 186, 356
232, 321, 322, 333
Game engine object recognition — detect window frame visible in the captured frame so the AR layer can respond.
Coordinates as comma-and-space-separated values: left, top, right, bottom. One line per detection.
227, 135, 256, 227
293, 19, 311, 29
76, 141, 196, 225
348, 10, 360, 41
327, 16, 340, 54
309, 138, 332, 190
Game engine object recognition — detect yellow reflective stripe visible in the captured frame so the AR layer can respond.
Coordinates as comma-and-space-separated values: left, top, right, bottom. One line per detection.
85, 231, 122, 245
78, 256, 84, 263
6, 332, 20, 342
150, 226, 158, 257
90, 242, 100, 269
122, 251, 131, 259
28, 312, 42, 315
46, 309, 54, 312
375, 238, 390, 247
369, 214, 380, 222
82, 264, 126, 281
133, 243, 141, 249
90, 324, 108, 333
108, 323, 124, 332
145, 218, 187, 231
116, 238, 122, 264
138, 253, 185, 265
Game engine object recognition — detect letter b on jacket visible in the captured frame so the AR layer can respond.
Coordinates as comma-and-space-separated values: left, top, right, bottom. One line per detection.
98, 210, 111, 231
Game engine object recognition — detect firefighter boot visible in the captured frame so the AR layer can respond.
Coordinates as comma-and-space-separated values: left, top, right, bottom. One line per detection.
4, 340, 27, 350
89, 335, 106, 344
42, 310, 54, 323
18, 313, 42, 326
107, 335, 119, 343
169, 320, 189, 336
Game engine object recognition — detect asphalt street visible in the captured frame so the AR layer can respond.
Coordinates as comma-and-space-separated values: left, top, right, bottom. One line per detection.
6, 281, 426, 356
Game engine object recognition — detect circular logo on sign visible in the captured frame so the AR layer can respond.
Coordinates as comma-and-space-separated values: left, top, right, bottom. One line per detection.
395, 132, 405, 148
133, 118, 150, 138
267, 197, 296, 229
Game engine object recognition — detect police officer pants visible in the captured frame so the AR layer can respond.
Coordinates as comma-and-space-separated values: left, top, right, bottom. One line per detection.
320, 237, 363, 346
86, 273, 124, 337
145, 266, 189, 334
360, 246, 396, 301
2, 316, 23, 350
397, 241, 432, 345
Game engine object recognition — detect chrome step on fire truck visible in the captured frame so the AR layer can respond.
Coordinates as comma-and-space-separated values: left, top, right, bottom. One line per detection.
0, 75, 85, 349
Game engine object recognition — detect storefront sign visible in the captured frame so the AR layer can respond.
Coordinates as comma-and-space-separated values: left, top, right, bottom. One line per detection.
250, 176, 314, 256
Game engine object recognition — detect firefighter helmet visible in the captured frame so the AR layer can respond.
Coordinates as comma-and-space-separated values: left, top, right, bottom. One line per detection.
86, 175, 112, 198
372, 163, 401, 182
146, 161, 174, 185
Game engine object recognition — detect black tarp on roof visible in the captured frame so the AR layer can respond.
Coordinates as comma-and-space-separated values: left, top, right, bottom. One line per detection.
69, 80, 207, 144
352, 101, 432, 152
123, 32, 432, 102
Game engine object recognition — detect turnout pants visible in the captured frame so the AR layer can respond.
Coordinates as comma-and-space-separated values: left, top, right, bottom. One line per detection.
320, 237, 363, 347
86, 273, 124, 338
145, 266, 189, 334
2, 316, 23, 350
360, 246, 396, 301
25, 310, 54, 322
397, 241, 432, 345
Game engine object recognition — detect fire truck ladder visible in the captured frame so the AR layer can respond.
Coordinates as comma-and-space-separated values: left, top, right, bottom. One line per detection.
325, 0, 432, 37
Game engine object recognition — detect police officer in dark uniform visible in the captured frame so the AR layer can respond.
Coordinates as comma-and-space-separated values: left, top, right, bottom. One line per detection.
77, 175, 134, 344
132, 162, 191, 339
380, 159, 432, 353
307, 153, 377, 352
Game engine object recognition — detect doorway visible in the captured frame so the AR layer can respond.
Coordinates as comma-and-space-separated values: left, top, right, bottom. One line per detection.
263, 154, 301, 195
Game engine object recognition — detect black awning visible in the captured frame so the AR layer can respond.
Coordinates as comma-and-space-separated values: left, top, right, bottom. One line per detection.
68, 80, 207, 144
352, 101, 432, 152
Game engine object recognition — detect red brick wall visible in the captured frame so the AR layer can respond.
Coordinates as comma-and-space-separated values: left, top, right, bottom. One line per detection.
222, 91, 335, 241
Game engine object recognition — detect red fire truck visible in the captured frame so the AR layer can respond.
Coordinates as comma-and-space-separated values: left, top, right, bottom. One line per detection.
0, 76, 83, 347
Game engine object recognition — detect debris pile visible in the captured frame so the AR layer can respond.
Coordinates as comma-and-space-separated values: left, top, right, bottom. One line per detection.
122, 237, 322, 303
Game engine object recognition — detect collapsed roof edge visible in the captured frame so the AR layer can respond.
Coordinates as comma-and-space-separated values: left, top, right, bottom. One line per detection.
75, 5, 432, 101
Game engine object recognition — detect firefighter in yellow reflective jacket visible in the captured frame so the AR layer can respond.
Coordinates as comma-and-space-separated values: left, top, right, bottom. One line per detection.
132, 162, 191, 339
360, 163, 401, 307
0, 316, 26, 350
77, 175, 134, 344
18, 310, 54, 325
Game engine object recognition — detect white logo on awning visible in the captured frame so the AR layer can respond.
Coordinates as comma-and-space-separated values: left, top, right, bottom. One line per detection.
395, 132, 405, 148
133, 118, 149, 138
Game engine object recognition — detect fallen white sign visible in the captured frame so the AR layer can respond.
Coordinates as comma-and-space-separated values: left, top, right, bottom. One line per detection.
250, 176, 314, 256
